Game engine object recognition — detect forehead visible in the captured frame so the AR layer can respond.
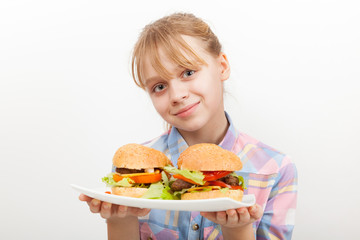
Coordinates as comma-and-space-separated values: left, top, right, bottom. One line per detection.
141, 35, 210, 83
142, 48, 177, 78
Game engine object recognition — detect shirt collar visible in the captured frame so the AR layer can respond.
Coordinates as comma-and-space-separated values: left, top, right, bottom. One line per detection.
167, 127, 188, 167
167, 112, 238, 166
219, 112, 238, 151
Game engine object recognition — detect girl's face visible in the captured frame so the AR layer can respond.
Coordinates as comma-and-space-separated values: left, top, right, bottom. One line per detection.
142, 35, 230, 133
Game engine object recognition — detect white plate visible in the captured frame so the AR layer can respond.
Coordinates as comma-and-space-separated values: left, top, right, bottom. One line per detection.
71, 184, 256, 212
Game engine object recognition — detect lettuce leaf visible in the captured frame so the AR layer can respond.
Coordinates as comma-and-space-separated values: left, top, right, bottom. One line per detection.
101, 173, 134, 187
141, 182, 177, 200
161, 171, 170, 186
220, 187, 229, 194
230, 172, 247, 190
164, 165, 205, 185
162, 185, 179, 200
172, 187, 189, 199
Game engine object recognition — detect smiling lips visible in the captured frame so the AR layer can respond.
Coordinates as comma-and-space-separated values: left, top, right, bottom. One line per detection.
174, 102, 200, 118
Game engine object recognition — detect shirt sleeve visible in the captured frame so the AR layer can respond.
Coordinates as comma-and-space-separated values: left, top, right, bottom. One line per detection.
256, 157, 298, 240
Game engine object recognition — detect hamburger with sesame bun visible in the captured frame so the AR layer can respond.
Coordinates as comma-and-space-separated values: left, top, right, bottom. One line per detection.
102, 143, 175, 199
164, 143, 246, 201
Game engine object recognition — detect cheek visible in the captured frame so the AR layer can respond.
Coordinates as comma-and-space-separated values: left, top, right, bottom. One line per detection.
150, 96, 168, 114
190, 77, 223, 98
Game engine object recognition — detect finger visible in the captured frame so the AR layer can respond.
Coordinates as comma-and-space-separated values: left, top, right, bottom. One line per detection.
249, 204, 263, 221
137, 208, 151, 217
89, 198, 101, 213
100, 202, 112, 219
79, 194, 93, 202
237, 208, 250, 224
215, 211, 227, 225
115, 205, 128, 218
129, 207, 151, 217
200, 212, 217, 222
225, 209, 239, 226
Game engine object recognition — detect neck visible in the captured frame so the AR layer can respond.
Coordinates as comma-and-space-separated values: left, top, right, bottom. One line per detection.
178, 111, 229, 146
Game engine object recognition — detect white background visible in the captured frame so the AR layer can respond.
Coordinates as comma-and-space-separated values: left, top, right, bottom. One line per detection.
1, 0, 359, 239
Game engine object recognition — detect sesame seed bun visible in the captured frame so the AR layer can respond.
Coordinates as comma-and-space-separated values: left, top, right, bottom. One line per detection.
112, 143, 171, 169
111, 187, 148, 198
177, 143, 242, 171
181, 189, 243, 201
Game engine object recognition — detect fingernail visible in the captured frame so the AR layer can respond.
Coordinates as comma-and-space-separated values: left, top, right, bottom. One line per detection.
226, 209, 235, 216
250, 205, 257, 214
93, 200, 100, 206
237, 208, 245, 214
119, 206, 127, 211
103, 203, 109, 209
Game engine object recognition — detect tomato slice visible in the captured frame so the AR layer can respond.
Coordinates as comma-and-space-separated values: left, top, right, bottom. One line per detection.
113, 174, 123, 182
202, 171, 232, 181
131, 173, 162, 183
113, 172, 162, 184
230, 185, 244, 191
208, 180, 231, 188
173, 174, 200, 185
208, 181, 243, 191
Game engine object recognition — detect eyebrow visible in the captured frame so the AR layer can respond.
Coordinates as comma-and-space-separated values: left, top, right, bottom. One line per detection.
144, 76, 161, 86
144, 65, 185, 86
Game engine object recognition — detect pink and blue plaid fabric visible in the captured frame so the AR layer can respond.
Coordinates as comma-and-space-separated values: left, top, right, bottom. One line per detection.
120, 113, 297, 239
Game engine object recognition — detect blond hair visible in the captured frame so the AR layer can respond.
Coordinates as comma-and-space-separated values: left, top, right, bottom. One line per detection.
131, 13, 222, 89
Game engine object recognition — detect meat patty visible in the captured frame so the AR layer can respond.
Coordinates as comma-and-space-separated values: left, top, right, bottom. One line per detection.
115, 168, 144, 174
170, 179, 194, 191
219, 174, 239, 186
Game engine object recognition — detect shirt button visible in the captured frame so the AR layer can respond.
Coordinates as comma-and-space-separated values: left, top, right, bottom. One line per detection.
192, 223, 199, 231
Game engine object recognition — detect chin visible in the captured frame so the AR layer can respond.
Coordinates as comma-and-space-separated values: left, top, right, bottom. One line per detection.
170, 116, 209, 132
173, 122, 206, 133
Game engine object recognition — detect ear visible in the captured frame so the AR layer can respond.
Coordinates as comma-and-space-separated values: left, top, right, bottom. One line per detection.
219, 52, 231, 81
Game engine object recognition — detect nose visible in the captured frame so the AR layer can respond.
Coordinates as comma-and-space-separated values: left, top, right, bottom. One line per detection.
169, 79, 189, 105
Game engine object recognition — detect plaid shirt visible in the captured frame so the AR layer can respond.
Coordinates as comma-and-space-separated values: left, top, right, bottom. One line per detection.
136, 113, 297, 240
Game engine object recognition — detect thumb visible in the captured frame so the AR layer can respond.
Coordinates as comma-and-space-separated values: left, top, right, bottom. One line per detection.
79, 194, 93, 202
249, 204, 263, 220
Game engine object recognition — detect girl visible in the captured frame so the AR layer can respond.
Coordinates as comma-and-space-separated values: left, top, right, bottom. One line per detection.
80, 13, 297, 240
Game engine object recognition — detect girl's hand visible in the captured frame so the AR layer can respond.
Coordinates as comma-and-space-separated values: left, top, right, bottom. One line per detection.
200, 204, 263, 228
78, 194, 151, 219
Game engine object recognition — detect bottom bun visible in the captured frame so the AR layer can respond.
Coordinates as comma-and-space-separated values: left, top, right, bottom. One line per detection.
111, 187, 148, 198
181, 189, 243, 201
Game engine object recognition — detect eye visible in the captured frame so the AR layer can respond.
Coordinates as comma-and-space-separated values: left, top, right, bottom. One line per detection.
182, 70, 195, 78
153, 83, 167, 93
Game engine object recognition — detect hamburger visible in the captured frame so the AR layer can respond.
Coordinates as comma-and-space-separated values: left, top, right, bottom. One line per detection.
102, 143, 174, 199
164, 143, 246, 201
